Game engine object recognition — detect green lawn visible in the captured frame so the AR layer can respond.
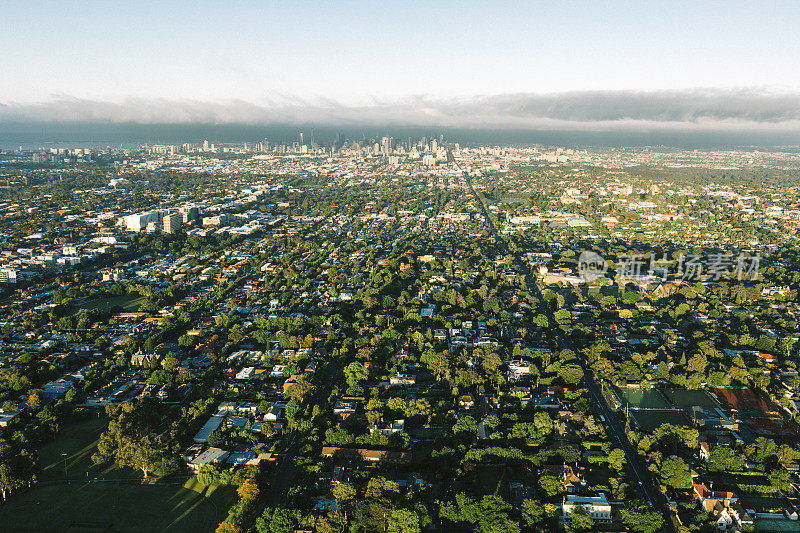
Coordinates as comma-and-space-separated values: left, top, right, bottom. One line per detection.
74, 294, 145, 313
10, 413, 238, 532
738, 495, 789, 513
407, 426, 446, 441
711, 471, 771, 487
755, 518, 800, 532
38, 415, 139, 482
0, 478, 237, 533
661, 388, 720, 410
585, 464, 614, 489
467, 465, 508, 498
629, 409, 691, 431
612, 386, 671, 409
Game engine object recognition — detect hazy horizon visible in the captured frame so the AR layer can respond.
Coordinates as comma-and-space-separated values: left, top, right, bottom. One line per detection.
3, 1, 800, 143
5, 120, 800, 151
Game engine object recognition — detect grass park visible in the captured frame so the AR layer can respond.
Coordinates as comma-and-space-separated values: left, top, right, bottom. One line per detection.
37, 415, 140, 482
0, 415, 236, 532
0, 478, 236, 533
73, 294, 145, 313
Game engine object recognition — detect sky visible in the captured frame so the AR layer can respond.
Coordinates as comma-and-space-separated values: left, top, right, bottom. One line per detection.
1, 1, 800, 131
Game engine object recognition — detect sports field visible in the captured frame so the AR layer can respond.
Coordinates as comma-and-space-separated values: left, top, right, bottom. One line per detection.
37, 415, 139, 481
73, 294, 145, 313
0, 414, 237, 532
0, 478, 236, 533
612, 386, 670, 409
629, 409, 691, 432
661, 388, 720, 410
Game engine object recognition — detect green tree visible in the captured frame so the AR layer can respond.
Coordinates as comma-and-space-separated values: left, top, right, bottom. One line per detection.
558, 364, 584, 385
660, 455, 691, 489
284, 398, 300, 428
707, 446, 745, 472
365, 476, 400, 498
197, 463, 221, 486
92, 400, 175, 478
565, 505, 593, 532
344, 362, 368, 393
316, 510, 347, 533
387, 509, 421, 533
554, 309, 571, 324
769, 468, 793, 492
256, 507, 299, 533
421, 350, 450, 380
237, 478, 259, 503
441, 493, 519, 533
0, 462, 23, 502
608, 448, 626, 473
521, 499, 545, 527
26, 390, 43, 410
620, 500, 665, 533
332, 482, 356, 505
538, 474, 562, 497
453, 416, 478, 439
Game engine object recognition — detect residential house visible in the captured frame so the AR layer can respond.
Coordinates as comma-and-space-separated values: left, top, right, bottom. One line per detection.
333, 399, 358, 419
187, 447, 229, 471
321, 447, 411, 463
389, 374, 416, 386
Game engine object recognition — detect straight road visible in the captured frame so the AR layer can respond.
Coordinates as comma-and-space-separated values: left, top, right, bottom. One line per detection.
260, 356, 340, 508
460, 165, 673, 532
265, 432, 300, 506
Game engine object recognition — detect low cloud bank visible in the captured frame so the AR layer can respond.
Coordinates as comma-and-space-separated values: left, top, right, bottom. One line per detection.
2, 89, 800, 131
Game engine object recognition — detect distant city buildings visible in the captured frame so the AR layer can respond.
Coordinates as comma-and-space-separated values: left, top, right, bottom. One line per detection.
163, 213, 182, 234
122, 206, 199, 233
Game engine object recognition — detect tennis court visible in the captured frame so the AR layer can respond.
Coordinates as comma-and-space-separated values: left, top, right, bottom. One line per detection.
629, 409, 691, 431
612, 386, 671, 409
661, 388, 720, 410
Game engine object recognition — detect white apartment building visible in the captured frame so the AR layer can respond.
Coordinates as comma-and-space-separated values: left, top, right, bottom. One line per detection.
509, 215, 542, 225
0, 268, 17, 284
562, 493, 611, 523
124, 210, 166, 231
163, 213, 182, 234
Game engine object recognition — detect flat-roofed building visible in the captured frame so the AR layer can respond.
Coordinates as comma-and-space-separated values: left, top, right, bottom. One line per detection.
562, 493, 611, 523
163, 212, 182, 234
